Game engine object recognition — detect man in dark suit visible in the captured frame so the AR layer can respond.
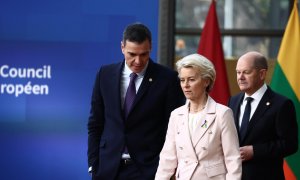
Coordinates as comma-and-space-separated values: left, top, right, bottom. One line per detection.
87, 23, 185, 180
228, 51, 298, 180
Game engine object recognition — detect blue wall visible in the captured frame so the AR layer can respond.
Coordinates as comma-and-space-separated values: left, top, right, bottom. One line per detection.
0, 1, 159, 179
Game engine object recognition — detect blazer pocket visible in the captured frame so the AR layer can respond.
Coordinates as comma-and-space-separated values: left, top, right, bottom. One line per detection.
205, 162, 226, 178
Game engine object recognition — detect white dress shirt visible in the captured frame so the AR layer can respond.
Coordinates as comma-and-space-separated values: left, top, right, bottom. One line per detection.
238, 84, 267, 127
120, 61, 148, 108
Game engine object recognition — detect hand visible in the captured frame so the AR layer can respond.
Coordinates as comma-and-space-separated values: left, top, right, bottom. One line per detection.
239, 145, 253, 162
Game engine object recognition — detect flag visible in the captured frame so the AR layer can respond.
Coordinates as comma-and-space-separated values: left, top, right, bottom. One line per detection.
270, 0, 300, 179
197, 0, 230, 105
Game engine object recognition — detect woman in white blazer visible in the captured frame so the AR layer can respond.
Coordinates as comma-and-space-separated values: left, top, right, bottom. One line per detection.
155, 54, 241, 180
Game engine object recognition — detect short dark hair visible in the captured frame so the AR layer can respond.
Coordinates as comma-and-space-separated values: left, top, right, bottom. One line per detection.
122, 23, 152, 45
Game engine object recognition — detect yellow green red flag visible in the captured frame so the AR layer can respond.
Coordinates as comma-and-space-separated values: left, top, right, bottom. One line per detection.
270, 1, 300, 179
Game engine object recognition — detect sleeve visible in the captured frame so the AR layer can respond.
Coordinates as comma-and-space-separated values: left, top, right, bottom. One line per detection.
87, 68, 105, 169
155, 111, 179, 180
220, 108, 242, 180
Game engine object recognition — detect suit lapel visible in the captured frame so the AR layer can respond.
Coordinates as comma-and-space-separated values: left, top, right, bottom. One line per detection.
112, 62, 125, 121
191, 97, 216, 147
191, 112, 215, 147
245, 88, 273, 139
229, 93, 246, 143
129, 60, 155, 113
180, 105, 198, 160
233, 94, 244, 130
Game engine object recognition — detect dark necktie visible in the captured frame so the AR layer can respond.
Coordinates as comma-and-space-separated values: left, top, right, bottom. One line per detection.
240, 97, 254, 141
123, 73, 137, 155
124, 73, 138, 118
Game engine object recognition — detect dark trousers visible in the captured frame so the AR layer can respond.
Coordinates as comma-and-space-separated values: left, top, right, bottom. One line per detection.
115, 160, 142, 180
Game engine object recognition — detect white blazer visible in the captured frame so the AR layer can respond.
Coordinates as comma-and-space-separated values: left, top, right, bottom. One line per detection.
155, 96, 241, 180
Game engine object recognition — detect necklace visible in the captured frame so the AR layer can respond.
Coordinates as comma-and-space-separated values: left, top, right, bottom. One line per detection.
189, 105, 205, 113
188, 96, 207, 113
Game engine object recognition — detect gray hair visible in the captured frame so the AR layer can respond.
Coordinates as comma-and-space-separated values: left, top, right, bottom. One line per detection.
176, 53, 216, 92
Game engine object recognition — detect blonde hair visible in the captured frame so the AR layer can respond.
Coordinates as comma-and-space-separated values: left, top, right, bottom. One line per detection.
176, 53, 216, 92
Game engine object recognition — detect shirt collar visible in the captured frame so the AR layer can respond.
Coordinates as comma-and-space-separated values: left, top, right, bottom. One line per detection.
244, 83, 267, 101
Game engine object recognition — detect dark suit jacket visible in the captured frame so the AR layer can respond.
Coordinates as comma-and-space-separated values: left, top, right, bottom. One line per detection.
87, 60, 185, 180
228, 86, 298, 180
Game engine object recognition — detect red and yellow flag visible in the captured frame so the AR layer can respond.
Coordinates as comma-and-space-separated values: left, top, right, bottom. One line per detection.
270, 1, 300, 179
